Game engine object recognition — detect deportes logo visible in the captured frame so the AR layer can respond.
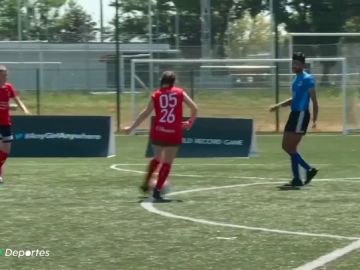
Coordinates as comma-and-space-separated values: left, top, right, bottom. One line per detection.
0, 248, 50, 258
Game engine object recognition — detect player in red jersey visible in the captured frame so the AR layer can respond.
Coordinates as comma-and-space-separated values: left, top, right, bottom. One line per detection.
124, 71, 198, 200
0, 65, 31, 183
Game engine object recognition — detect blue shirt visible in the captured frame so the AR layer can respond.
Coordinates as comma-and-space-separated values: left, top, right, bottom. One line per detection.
291, 71, 316, 111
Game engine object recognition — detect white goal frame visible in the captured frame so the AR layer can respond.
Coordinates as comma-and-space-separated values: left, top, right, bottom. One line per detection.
130, 57, 347, 133
288, 32, 360, 61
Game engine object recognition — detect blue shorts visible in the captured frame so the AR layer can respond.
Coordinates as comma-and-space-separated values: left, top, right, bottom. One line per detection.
284, 111, 310, 135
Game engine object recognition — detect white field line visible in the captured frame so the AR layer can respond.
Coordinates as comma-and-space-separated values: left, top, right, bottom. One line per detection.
3, 162, 329, 168
111, 163, 360, 181
110, 164, 289, 180
111, 163, 360, 268
7, 163, 109, 166
141, 198, 359, 241
112, 163, 330, 167
293, 239, 360, 270
110, 164, 360, 239
138, 181, 360, 241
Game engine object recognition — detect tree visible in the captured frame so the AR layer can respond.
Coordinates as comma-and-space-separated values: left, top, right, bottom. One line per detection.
225, 11, 271, 58
344, 16, 360, 32
0, 0, 21, 40
275, 0, 360, 84
110, 0, 149, 43
110, 0, 180, 44
170, 0, 265, 56
51, 0, 97, 42
0, 0, 67, 40
110, 0, 265, 57
0, 0, 98, 42
23, 0, 67, 40
210, 0, 265, 57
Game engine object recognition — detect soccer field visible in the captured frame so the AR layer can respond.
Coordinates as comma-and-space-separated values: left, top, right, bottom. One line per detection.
1, 135, 359, 270
16, 87, 345, 132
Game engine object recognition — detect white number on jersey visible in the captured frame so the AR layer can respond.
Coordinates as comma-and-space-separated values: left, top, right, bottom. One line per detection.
159, 93, 178, 123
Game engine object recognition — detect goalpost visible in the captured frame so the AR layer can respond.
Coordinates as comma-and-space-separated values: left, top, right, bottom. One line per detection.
130, 57, 347, 133
288, 32, 360, 62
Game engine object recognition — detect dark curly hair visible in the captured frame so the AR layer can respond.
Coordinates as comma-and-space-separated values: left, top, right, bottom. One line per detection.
292, 52, 305, 64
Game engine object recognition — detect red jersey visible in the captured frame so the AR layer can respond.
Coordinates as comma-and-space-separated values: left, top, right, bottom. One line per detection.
151, 86, 184, 144
0, 83, 18, 126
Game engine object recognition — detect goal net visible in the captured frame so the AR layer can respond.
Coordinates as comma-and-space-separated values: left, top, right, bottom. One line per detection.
130, 58, 349, 133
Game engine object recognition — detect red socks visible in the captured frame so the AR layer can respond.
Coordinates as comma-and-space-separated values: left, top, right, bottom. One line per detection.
145, 158, 160, 184
155, 163, 172, 191
0, 151, 9, 175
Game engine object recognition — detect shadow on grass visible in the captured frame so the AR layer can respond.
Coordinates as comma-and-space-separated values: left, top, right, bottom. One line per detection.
138, 196, 183, 203
276, 185, 303, 191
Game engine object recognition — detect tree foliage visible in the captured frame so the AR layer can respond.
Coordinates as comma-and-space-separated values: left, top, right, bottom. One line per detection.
274, 0, 360, 83
51, 0, 97, 42
22, 0, 66, 40
111, 0, 265, 56
225, 11, 271, 58
0, 0, 96, 42
0, 0, 20, 40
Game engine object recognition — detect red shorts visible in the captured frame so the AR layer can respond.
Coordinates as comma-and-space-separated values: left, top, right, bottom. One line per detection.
150, 127, 182, 146
151, 140, 182, 146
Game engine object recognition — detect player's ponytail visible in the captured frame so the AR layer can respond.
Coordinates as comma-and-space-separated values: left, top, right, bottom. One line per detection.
160, 71, 176, 88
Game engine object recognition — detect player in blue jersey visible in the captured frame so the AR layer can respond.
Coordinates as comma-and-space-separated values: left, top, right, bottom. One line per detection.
270, 52, 319, 187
